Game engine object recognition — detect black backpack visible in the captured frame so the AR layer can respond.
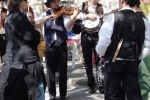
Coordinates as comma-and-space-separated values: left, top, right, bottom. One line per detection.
0, 67, 40, 100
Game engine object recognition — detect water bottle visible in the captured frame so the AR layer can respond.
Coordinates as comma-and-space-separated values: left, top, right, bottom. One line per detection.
67, 31, 73, 38
148, 92, 150, 100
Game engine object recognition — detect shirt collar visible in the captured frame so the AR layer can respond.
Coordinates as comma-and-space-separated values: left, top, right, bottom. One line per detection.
119, 7, 133, 11
88, 1, 97, 8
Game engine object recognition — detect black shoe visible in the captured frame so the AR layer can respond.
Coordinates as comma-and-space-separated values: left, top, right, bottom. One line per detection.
49, 96, 56, 100
60, 97, 67, 100
88, 87, 96, 93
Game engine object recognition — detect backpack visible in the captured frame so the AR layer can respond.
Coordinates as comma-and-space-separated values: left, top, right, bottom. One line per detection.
0, 67, 40, 100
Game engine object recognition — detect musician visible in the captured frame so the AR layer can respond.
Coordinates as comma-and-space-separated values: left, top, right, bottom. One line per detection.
0, 0, 7, 63
96, 0, 150, 99
36, 0, 80, 100
76, 0, 104, 93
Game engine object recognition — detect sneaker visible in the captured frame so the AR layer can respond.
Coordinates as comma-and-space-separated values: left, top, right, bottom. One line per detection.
88, 87, 96, 93
49, 96, 56, 100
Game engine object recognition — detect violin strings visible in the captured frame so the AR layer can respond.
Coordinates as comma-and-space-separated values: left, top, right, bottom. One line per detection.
57, 0, 74, 17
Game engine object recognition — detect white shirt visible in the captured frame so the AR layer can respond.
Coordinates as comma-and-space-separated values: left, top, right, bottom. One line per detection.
95, 8, 150, 60
38, 9, 71, 39
76, 1, 98, 20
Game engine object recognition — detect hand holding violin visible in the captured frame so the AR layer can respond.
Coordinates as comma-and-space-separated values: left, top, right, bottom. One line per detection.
47, 14, 57, 20
72, 8, 80, 17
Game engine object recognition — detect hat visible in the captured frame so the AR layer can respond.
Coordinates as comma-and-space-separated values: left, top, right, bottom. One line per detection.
43, 0, 47, 3
43, 0, 52, 3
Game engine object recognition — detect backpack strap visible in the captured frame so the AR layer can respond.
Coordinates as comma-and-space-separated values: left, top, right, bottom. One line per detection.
82, 1, 103, 15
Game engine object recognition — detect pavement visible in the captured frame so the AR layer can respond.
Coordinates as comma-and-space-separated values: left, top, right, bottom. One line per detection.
0, 59, 97, 87
42, 60, 98, 86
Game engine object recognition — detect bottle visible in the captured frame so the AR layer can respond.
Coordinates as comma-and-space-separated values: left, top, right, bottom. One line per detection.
148, 92, 150, 100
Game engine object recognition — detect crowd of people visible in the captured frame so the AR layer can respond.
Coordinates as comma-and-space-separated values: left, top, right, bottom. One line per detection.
0, 0, 150, 100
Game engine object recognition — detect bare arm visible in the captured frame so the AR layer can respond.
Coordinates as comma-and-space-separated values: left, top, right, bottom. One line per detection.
35, 12, 57, 25
66, 8, 80, 30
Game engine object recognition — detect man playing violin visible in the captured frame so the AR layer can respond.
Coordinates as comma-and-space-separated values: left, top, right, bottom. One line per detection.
75, 0, 104, 93
36, 0, 80, 100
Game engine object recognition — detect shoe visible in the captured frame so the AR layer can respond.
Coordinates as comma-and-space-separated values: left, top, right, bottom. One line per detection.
60, 97, 67, 100
49, 96, 56, 100
88, 87, 96, 93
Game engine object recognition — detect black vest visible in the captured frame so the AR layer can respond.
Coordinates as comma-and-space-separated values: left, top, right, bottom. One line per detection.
104, 10, 145, 61
44, 10, 67, 46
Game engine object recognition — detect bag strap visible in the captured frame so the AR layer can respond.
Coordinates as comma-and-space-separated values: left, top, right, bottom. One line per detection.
6, 14, 21, 36
7, 22, 21, 36
112, 39, 123, 62
82, 1, 88, 14
82, 1, 102, 14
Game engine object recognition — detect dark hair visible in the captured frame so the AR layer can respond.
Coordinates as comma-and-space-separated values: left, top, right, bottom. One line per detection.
125, 0, 138, 7
136, 0, 140, 8
44, 0, 52, 8
44, 0, 60, 8
8, 0, 23, 12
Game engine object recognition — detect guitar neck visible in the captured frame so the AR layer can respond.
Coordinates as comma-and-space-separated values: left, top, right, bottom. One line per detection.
98, 12, 113, 18
98, 9, 119, 18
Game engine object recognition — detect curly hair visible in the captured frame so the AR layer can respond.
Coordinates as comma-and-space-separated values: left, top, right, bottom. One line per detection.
8, 0, 23, 12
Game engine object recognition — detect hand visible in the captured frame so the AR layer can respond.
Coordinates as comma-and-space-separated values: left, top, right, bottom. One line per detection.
100, 57, 106, 62
73, 8, 80, 17
0, 1, 4, 9
111, 9, 118, 13
48, 15, 57, 20
27, 12, 35, 24
86, 13, 97, 21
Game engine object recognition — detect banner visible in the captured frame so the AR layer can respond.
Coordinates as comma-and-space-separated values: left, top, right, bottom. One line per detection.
139, 1, 150, 100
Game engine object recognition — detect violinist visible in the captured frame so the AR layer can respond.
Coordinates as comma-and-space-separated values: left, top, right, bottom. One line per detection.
0, 0, 7, 63
36, 0, 80, 100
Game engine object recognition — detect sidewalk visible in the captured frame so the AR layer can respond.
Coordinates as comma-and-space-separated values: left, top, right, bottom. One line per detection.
0, 60, 97, 86
42, 61, 97, 86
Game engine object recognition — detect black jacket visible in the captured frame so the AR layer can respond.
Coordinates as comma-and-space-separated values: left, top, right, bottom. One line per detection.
4, 11, 40, 68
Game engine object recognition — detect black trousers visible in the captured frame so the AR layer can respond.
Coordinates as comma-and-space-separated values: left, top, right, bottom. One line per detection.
104, 60, 141, 100
45, 41, 67, 97
0, 34, 7, 62
81, 32, 98, 88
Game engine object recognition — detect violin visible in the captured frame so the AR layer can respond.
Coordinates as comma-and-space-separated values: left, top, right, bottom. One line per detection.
54, 6, 74, 16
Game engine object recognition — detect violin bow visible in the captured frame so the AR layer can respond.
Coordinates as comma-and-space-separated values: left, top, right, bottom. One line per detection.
28, 2, 30, 12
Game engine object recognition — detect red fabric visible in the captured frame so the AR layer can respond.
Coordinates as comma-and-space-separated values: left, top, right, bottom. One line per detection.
92, 52, 96, 64
66, 39, 81, 44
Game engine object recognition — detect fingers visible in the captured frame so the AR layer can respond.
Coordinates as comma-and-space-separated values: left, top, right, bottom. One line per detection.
100, 57, 106, 62
87, 13, 97, 21
49, 15, 57, 20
